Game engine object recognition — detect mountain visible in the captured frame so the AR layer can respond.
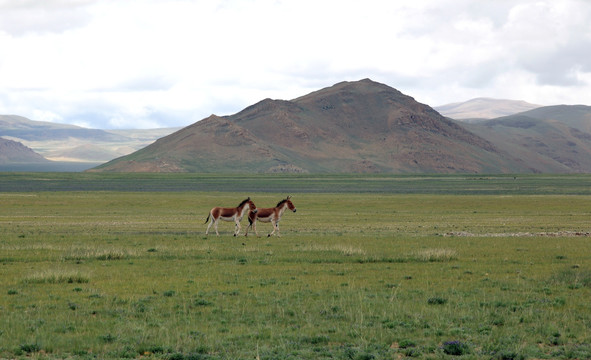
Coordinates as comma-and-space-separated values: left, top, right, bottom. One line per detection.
436, 98, 541, 121
91, 79, 527, 174
517, 105, 591, 133
464, 105, 591, 173
0, 137, 49, 164
0, 115, 125, 141
0, 115, 179, 163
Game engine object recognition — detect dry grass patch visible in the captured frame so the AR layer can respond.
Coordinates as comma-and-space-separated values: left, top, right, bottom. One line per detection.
297, 244, 367, 256
62, 247, 139, 261
0, 243, 66, 251
410, 248, 458, 262
22, 269, 90, 284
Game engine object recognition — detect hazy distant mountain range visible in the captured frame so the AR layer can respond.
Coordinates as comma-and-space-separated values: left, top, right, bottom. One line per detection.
2, 79, 591, 173
435, 98, 542, 121
0, 115, 179, 170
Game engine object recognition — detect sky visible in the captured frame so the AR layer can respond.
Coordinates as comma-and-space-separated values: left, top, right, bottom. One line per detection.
1, 0, 590, 129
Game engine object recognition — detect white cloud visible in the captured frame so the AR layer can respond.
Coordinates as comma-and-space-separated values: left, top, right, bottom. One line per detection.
0, 0, 94, 36
0, 0, 590, 128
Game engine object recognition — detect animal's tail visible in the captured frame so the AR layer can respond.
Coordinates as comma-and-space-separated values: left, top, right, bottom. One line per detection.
204, 213, 210, 224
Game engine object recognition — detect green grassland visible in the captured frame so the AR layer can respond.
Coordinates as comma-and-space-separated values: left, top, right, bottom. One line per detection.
1, 174, 591, 359
2, 172, 591, 194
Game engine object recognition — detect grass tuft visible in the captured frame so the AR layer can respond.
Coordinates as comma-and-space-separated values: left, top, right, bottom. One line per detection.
398, 339, 417, 349
99, 333, 117, 343
18, 343, 41, 354
411, 248, 458, 262
427, 296, 448, 305
22, 270, 89, 284
297, 244, 367, 256
441, 340, 470, 355
163, 290, 176, 297
63, 248, 136, 261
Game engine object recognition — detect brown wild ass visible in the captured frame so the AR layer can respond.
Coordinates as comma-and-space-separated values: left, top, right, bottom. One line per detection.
205, 197, 257, 236
244, 196, 296, 237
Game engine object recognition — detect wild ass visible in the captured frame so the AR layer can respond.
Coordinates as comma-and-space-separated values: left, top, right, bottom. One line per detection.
244, 196, 296, 237
205, 197, 257, 236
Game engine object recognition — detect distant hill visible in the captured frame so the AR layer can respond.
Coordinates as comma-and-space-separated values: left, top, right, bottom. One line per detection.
92, 79, 527, 174
0, 137, 49, 164
517, 105, 591, 133
464, 105, 591, 173
436, 98, 541, 121
0, 115, 124, 141
0, 115, 178, 163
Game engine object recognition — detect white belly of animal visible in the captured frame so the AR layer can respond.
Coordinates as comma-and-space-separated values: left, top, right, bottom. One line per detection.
258, 215, 274, 223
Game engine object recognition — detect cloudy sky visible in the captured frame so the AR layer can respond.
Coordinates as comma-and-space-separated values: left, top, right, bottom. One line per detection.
1, 0, 590, 129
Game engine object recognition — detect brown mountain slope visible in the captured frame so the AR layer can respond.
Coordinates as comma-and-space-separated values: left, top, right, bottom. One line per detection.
517, 105, 591, 133
0, 137, 49, 164
91, 79, 528, 173
465, 105, 591, 173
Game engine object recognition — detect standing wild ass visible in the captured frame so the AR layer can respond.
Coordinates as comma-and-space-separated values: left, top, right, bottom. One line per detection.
244, 196, 296, 237
205, 197, 257, 236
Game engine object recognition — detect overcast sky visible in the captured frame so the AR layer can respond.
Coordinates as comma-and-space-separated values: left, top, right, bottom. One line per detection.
1, 0, 590, 129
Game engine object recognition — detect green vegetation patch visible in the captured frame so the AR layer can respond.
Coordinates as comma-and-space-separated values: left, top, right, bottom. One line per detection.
1, 182, 591, 359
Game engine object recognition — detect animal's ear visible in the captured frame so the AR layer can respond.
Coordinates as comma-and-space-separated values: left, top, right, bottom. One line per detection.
287, 195, 291, 199
247, 197, 250, 200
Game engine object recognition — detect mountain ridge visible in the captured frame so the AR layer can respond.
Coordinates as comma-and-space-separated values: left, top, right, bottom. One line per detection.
0, 137, 49, 164
91, 79, 525, 174
4, 80, 591, 174
464, 105, 591, 173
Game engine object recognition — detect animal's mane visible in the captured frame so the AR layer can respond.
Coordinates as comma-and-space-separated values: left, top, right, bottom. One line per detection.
238, 198, 251, 207
276, 198, 288, 207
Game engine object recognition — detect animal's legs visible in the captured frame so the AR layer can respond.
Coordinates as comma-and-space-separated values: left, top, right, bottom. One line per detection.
206, 216, 214, 235
234, 219, 241, 236
268, 220, 280, 237
253, 220, 259, 237
244, 219, 254, 236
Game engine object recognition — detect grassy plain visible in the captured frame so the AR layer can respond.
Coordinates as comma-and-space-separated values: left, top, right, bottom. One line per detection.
1, 174, 591, 359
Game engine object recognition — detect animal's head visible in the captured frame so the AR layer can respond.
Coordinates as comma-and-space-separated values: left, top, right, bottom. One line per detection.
286, 195, 296, 212
246, 197, 258, 213
248, 209, 257, 224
